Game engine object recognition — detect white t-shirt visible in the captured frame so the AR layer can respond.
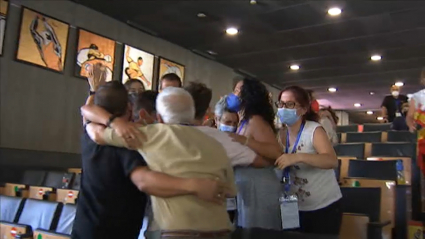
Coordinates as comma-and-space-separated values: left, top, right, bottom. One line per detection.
412, 89, 425, 110
195, 126, 256, 166
283, 121, 342, 211
320, 117, 338, 145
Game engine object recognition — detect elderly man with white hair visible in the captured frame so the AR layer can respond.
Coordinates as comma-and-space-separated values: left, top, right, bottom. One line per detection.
86, 86, 236, 239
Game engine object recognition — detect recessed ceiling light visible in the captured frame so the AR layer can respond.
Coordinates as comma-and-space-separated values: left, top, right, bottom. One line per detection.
371, 55, 382, 61
250, 0, 257, 5
377, 116, 384, 120
226, 27, 238, 35
328, 7, 342, 16
207, 50, 218, 55
290, 65, 300, 70
366, 111, 373, 115
328, 87, 337, 92
354, 103, 362, 107
395, 81, 404, 87
370, 91, 375, 95
197, 13, 207, 18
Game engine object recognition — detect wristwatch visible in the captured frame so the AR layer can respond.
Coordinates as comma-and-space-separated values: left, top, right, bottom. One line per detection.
89, 90, 96, 96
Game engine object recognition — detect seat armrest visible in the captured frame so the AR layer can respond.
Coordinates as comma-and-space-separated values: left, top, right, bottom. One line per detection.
34, 229, 71, 238
15, 188, 29, 198
15, 233, 33, 239
0, 221, 31, 238
368, 220, 391, 228
43, 190, 57, 201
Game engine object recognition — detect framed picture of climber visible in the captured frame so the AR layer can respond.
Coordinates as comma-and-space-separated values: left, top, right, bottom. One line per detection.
122, 44, 155, 90
16, 7, 69, 72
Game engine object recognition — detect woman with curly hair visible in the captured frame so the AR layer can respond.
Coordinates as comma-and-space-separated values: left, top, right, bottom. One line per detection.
227, 78, 282, 230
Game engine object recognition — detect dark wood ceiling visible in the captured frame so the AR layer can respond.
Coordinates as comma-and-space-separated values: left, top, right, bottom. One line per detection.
74, 0, 425, 123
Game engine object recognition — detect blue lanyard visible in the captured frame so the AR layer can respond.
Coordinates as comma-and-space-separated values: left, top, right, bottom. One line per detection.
237, 120, 247, 134
282, 123, 305, 192
395, 99, 401, 112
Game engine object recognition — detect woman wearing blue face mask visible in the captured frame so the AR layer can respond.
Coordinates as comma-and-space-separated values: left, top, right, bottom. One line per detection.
275, 86, 342, 235
226, 79, 283, 230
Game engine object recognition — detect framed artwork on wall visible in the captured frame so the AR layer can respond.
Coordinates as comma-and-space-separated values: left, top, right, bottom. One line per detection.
15, 7, 70, 72
158, 57, 185, 89
75, 28, 115, 81
0, 0, 9, 55
122, 44, 155, 90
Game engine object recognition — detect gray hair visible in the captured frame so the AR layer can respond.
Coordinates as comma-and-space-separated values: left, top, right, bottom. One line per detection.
214, 95, 228, 119
156, 87, 195, 124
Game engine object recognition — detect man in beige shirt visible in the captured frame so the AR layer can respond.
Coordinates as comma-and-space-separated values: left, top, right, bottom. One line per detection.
87, 87, 236, 239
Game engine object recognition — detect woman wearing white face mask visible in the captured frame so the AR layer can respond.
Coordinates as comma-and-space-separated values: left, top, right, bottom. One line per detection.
275, 86, 342, 235
381, 85, 408, 123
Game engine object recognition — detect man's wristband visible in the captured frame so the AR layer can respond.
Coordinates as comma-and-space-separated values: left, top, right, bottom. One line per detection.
89, 90, 96, 96
106, 115, 117, 128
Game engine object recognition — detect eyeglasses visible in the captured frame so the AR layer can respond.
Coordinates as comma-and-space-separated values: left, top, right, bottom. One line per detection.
275, 101, 297, 109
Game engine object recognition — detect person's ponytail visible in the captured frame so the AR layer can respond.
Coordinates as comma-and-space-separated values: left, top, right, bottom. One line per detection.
304, 105, 320, 122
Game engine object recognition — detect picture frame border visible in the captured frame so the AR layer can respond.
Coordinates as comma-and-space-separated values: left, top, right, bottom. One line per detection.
14, 6, 70, 74
74, 27, 117, 80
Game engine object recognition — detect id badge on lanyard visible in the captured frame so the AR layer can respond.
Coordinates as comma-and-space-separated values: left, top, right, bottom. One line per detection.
279, 123, 304, 230
226, 198, 237, 211
280, 193, 300, 229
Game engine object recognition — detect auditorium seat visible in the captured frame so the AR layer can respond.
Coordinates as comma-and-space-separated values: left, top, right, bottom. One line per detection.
334, 143, 367, 159
337, 133, 342, 143
387, 131, 416, 143
0, 199, 62, 238
340, 187, 390, 239
348, 160, 398, 181
338, 157, 357, 182
368, 157, 412, 185
67, 168, 81, 174
0, 195, 25, 223
363, 123, 391, 132
29, 172, 74, 201
371, 142, 416, 158
33, 204, 76, 239
4, 170, 46, 197
342, 179, 396, 239
345, 132, 383, 143
337, 125, 358, 133
340, 214, 369, 239
56, 174, 80, 204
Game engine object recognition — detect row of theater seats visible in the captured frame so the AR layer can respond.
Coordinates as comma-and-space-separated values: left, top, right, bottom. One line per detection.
1, 169, 81, 204
0, 196, 76, 239
0, 168, 81, 238
333, 124, 417, 239
337, 123, 393, 133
